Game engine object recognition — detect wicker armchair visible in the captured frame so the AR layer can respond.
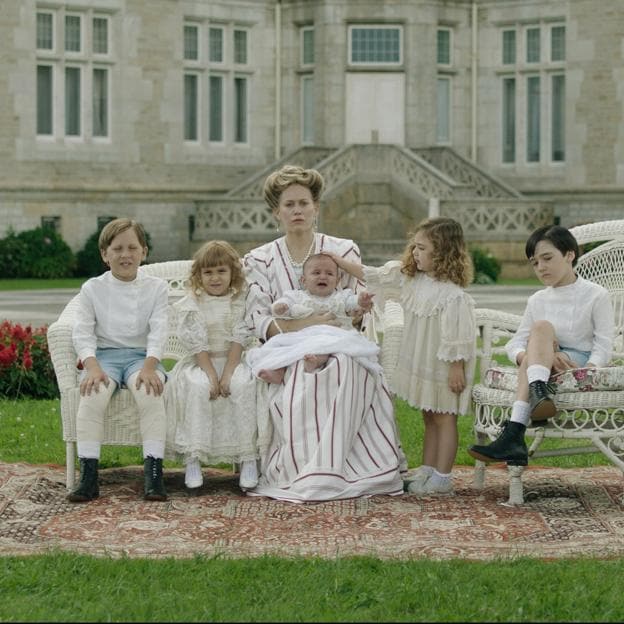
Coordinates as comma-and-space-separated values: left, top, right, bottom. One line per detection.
47, 261, 193, 489
472, 219, 624, 505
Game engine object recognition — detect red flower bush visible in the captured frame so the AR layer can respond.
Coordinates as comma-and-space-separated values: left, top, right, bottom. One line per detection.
0, 320, 58, 399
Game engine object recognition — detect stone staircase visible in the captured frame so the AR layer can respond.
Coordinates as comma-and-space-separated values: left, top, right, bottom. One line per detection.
191, 144, 552, 274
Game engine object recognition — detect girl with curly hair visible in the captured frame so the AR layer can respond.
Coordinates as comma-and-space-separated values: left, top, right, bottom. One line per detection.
165, 240, 263, 492
328, 217, 476, 497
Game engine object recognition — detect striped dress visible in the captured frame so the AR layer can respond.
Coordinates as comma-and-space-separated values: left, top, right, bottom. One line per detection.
243, 233, 405, 502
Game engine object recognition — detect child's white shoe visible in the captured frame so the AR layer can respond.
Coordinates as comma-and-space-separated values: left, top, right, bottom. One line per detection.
409, 475, 454, 497
403, 466, 433, 492
184, 458, 203, 489
239, 460, 258, 490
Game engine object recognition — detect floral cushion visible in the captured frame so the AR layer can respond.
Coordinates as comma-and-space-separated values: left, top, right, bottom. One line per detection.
484, 365, 624, 393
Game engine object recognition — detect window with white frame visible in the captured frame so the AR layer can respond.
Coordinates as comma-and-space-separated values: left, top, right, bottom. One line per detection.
348, 25, 402, 65
499, 22, 565, 164
300, 26, 315, 144
182, 21, 251, 147
36, 7, 112, 141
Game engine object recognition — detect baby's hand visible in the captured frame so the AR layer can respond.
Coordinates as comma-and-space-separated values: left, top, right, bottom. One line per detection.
357, 291, 375, 313
273, 302, 289, 316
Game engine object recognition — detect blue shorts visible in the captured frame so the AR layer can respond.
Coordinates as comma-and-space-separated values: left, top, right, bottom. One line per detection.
559, 346, 591, 368
90, 348, 166, 388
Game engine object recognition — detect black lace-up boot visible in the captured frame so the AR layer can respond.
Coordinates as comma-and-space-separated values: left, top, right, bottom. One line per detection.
468, 421, 528, 466
529, 380, 557, 421
67, 458, 100, 502
144, 456, 167, 501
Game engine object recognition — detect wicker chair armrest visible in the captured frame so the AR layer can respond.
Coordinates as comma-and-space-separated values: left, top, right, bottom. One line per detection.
379, 300, 404, 389
47, 294, 81, 393
475, 307, 522, 331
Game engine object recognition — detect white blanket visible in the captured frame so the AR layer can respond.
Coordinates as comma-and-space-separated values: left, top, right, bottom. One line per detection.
247, 325, 382, 377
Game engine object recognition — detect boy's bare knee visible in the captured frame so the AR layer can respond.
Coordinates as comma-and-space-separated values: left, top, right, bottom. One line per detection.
529, 319, 555, 337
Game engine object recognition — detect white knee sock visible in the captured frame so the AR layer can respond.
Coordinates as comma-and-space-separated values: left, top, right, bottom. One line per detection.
510, 400, 531, 426
77, 441, 101, 459
527, 364, 551, 385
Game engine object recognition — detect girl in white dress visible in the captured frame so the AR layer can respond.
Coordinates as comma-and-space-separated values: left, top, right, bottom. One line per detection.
329, 217, 476, 497
165, 241, 261, 492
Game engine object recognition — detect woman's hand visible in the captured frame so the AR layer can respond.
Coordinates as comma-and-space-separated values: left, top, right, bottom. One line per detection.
448, 361, 466, 394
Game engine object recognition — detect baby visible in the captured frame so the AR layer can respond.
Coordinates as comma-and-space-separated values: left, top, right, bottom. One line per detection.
247, 254, 378, 384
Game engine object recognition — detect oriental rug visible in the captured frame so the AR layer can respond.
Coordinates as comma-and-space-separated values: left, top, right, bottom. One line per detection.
1, 462, 623, 561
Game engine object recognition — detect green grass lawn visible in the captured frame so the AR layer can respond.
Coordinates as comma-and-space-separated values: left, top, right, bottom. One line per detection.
0, 396, 620, 622
0, 278, 85, 290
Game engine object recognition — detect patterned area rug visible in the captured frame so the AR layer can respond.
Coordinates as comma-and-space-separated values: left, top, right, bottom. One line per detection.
1, 462, 623, 561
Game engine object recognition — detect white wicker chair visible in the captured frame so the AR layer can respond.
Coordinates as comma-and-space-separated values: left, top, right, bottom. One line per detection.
48, 259, 404, 489
472, 219, 624, 505
47, 260, 193, 489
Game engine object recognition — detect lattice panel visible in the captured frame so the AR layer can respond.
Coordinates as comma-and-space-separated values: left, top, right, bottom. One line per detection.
391, 151, 456, 199
317, 150, 356, 190
194, 200, 274, 237
445, 202, 552, 237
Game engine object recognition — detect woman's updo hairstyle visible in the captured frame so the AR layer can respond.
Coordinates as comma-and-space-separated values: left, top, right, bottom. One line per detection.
263, 165, 324, 211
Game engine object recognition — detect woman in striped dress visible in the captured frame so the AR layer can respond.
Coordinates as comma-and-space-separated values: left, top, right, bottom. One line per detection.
243, 165, 405, 502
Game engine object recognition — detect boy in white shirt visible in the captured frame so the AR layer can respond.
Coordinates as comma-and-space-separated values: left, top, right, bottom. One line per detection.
469, 225, 614, 466
69, 218, 169, 502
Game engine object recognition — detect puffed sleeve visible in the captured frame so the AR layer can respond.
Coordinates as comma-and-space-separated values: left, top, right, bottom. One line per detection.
174, 295, 211, 355
243, 245, 275, 341
362, 261, 403, 310
438, 293, 477, 362
230, 290, 256, 348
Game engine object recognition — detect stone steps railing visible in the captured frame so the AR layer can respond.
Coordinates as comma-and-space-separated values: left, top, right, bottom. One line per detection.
413, 147, 523, 199
192, 144, 551, 248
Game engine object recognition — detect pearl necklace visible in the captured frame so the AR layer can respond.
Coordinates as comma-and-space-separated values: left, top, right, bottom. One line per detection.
285, 236, 316, 268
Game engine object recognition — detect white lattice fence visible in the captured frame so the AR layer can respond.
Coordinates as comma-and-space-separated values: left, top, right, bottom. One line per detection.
442, 200, 553, 240
391, 150, 457, 199
193, 199, 274, 239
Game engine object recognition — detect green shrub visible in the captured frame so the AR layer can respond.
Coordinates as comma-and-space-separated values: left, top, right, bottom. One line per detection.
0, 227, 75, 278
74, 231, 107, 277
0, 230, 28, 278
470, 245, 502, 284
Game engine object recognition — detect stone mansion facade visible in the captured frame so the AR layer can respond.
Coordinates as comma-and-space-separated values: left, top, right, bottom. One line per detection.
1, 0, 624, 268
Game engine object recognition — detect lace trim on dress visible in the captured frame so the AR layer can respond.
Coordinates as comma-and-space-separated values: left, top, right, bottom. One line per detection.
401, 273, 471, 318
